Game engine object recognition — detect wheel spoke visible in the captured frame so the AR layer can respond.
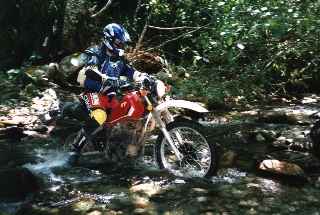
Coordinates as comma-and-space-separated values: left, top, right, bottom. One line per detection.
159, 125, 214, 177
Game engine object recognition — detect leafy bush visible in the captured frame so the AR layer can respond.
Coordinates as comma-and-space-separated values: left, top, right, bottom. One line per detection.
146, 0, 320, 107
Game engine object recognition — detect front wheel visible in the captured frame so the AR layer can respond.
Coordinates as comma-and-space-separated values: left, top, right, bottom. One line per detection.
155, 120, 218, 178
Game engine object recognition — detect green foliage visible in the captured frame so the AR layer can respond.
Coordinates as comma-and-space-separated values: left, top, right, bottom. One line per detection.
0, 69, 41, 105
145, 0, 320, 107
2, 0, 319, 108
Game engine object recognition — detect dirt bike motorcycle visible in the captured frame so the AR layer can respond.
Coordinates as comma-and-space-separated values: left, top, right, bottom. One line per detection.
62, 78, 218, 178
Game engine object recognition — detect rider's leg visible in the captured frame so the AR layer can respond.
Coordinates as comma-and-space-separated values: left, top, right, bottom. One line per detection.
74, 108, 107, 152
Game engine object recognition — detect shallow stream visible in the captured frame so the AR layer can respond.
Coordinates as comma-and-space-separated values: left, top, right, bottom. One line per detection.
0, 141, 319, 215
1, 94, 320, 215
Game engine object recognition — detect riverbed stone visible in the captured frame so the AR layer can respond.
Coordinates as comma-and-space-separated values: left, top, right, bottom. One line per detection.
191, 187, 209, 194
87, 210, 102, 215
258, 159, 305, 176
261, 150, 320, 173
270, 136, 290, 150
239, 199, 259, 207
48, 53, 87, 86
71, 199, 95, 212
230, 188, 249, 198
131, 194, 150, 209
220, 150, 237, 167
130, 182, 161, 197
255, 133, 266, 142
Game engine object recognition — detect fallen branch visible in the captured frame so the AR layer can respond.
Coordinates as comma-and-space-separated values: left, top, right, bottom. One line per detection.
147, 25, 202, 30
146, 23, 212, 52
91, 0, 114, 18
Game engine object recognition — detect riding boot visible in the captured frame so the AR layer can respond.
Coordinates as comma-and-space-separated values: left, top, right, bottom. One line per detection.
68, 121, 100, 166
73, 115, 101, 153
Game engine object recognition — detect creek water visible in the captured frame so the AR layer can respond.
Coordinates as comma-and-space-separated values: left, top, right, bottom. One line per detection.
1, 95, 320, 214
0, 140, 319, 215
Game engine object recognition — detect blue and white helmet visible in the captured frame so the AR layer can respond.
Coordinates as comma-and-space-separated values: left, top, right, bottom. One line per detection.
103, 23, 131, 57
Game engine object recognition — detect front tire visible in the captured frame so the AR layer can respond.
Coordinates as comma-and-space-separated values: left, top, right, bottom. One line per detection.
155, 120, 218, 178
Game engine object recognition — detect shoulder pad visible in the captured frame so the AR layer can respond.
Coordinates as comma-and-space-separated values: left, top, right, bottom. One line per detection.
84, 45, 102, 56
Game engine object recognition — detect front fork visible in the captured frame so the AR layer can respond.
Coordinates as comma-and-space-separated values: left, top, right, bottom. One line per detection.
151, 109, 184, 161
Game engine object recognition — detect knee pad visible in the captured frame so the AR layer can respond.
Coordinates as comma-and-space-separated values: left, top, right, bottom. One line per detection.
90, 109, 107, 125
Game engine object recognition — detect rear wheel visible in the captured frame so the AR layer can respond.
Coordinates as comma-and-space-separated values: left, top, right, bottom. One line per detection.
155, 120, 218, 178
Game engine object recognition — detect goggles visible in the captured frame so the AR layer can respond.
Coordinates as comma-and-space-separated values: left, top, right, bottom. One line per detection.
113, 38, 125, 49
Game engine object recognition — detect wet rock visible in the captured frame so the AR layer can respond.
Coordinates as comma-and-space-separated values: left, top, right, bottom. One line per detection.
270, 136, 290, 150
59, 53, 86, 77
108, 197, 133, 211
71, 199, 95, 212
255, 133, 266, 142
133, 208, 149, 214
130, 181, 161, 197
87, 211, 102, 215
24, 66, 51, 86
32, 125, 49, 133
220, 151, 237, 167
230, 188, 249, 198
258, 159, 305, 177
247, 208, 258, 215
257, 111, 298, 124
0, 167, 40, 201
261, 150, 320, 174
259, 130, 279, 142
48, 53, 87, 87
131, 194, 150, 209
239, 199, 259, 207
191, 188, 209, 194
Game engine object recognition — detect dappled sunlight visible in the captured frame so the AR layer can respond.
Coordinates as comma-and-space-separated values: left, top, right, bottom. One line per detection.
259, 159, 304, 176
0, 88, 60, 128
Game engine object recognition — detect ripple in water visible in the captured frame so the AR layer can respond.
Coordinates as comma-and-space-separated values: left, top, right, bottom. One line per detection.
212, 168, 247, 184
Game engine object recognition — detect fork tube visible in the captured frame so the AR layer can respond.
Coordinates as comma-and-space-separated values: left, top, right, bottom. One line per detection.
152, 111, 183, 161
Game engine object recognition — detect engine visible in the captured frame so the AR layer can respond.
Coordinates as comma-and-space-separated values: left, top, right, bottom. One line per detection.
105, 120, 145, 163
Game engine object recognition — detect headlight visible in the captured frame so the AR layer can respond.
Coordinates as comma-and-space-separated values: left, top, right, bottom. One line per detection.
156, 80, 166, 98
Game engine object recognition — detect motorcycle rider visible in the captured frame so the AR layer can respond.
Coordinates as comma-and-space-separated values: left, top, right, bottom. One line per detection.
73, 23, 153, 155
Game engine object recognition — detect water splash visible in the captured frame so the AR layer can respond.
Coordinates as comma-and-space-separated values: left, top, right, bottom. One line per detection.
23, 149, 70, 185
211, 168, 247, 184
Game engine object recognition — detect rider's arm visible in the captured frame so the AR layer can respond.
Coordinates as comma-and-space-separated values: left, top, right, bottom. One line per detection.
121, 63, 151, 83
77, 65, 104, 92
77, 46, 106, 92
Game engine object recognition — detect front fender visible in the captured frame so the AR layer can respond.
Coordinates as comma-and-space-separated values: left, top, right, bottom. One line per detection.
154, 99, 209, 113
